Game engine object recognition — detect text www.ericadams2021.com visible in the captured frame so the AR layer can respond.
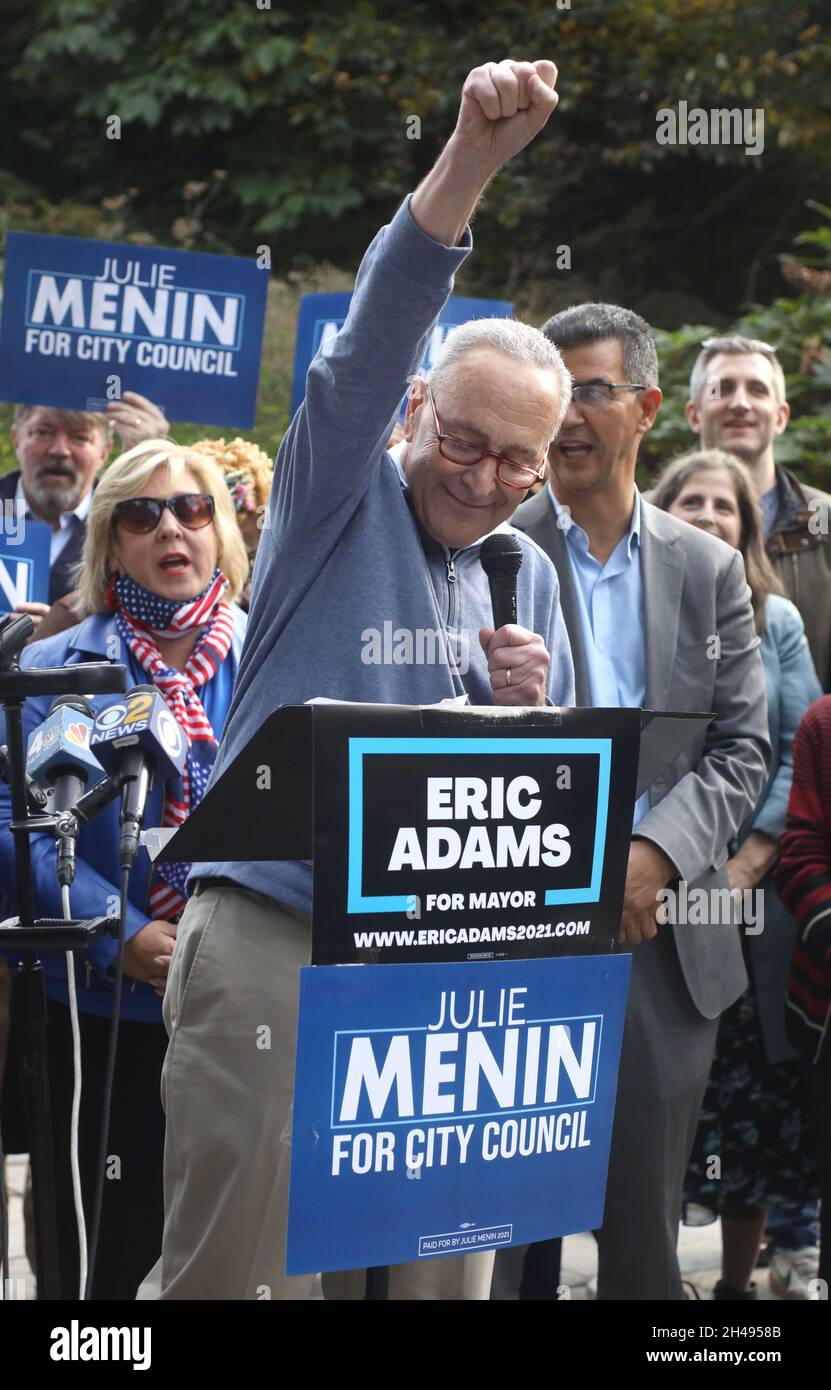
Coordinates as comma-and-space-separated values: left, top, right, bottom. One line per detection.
352, 921, 591, 949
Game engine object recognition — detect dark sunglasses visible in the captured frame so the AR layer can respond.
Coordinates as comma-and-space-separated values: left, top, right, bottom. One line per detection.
113, 493, 215, 534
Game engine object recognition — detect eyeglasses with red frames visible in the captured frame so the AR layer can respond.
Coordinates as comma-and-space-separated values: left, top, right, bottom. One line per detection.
112, 493, 215, 534
426, 384, 546, 490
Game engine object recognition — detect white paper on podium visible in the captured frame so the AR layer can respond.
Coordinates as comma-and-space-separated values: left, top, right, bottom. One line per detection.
304, 695, 470, 708
141, 827, 180, 863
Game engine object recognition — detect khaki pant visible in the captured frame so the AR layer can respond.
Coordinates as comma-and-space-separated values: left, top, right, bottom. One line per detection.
138, 884, 493, 1300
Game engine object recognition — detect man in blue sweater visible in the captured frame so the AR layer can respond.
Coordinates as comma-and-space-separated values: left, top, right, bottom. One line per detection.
139, 57, 575, 1301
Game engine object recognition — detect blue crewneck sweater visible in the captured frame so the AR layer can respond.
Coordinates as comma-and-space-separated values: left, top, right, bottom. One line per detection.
190, 197, 575, 913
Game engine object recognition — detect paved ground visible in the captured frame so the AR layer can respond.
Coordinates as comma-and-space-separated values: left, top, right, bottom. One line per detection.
2, 1152, 789, 1301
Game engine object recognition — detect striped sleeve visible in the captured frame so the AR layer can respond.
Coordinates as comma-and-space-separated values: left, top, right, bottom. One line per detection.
774, 697, 831, 1057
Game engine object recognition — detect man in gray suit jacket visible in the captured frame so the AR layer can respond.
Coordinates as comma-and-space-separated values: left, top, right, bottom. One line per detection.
495, 304, 770, 1300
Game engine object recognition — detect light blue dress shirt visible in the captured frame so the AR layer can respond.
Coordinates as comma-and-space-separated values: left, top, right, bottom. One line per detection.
549, 485, 650, 827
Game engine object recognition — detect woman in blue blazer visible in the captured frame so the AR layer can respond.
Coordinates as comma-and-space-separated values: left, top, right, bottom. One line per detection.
653, 448, 821, 1301
0, 439, 248, 1299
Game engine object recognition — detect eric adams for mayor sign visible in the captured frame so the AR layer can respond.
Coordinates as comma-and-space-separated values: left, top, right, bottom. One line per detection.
0, 231, 268, 428
311, 704, 641, 966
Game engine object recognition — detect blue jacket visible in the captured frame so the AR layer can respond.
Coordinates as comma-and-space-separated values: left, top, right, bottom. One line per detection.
740, 594, 821, 1063
191, 196, 576, 915
740, 594, 822, 845
0, 607, 247, 1022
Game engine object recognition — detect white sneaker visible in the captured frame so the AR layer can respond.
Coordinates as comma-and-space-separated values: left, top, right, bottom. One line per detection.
768, 1246, 820, 1300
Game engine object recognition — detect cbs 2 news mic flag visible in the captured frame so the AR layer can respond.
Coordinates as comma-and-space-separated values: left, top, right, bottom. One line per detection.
311, 704, 640, 965
287, 952, 631, 1275
0, 230, 268, 428
90, 687, 188, 776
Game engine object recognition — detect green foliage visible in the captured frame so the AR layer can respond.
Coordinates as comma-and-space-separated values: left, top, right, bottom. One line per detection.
1, 1, 829, 490
2, 0, 831, 321
641, 203, 831, 490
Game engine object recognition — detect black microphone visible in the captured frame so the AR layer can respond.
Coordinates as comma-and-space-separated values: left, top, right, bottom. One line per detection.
0, 613, 34, 666
480, 532, 524, 630
90, 684, 188, 871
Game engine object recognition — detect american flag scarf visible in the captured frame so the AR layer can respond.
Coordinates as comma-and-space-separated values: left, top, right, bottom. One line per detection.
113, 569, 234, 920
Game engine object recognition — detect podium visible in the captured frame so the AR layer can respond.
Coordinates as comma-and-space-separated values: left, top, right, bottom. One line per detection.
153, 701, 710, 1279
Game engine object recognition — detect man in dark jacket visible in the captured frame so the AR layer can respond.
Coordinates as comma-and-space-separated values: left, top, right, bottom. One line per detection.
686, 335, 831, 689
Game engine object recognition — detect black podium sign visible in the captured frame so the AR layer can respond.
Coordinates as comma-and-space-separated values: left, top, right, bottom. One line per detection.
311, 704, 641, 965
152, 701, 711, 968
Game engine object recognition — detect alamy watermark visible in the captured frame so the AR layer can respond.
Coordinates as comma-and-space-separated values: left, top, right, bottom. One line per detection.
656, 101, 764, 157
657, 880, 763, 934
50, 1321, 151, 1369
0, 500, 27, 545
361, 622, 470, 675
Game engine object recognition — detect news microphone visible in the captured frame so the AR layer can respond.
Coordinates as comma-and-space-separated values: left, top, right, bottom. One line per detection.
27, 695, 106, 812
90, 685, 188, 870
27, 695, 107, 886
480, 532, 524, 630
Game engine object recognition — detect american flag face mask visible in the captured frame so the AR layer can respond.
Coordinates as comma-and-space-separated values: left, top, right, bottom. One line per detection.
112, 567, 235, 919
110, 568, 229, 639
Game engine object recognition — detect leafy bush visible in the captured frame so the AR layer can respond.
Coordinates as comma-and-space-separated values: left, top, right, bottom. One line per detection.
642, 201, 831, 489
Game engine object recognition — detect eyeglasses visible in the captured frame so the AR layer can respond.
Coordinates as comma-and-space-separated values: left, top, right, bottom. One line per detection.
426, 384, 546, 489
570, 382, 647, 407
113, 493, 215, 534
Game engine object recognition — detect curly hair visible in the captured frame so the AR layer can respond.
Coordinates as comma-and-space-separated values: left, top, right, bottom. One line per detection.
190, 436, 273, 516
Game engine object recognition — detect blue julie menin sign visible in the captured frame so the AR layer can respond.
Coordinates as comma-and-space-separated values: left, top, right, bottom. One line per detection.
0, 514, 51, 615
0, 230, 269, 428
286, 952, 631, 1275
291, 292, 513, 417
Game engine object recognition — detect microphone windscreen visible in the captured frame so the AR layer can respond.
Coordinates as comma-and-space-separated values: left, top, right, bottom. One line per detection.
480, 532, 524, 578
50, 694, 95, 718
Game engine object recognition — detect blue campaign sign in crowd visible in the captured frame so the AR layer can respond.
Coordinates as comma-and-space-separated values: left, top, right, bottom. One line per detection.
290, 291, 513, 417
0, 517, 51, 613
0, 231, 268, 428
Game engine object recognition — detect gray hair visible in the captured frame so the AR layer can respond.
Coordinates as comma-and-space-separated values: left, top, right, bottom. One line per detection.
13, 402, 113, 444
427, 317, 572, 437
688, 335, 786, 406
541, 302, 659, 389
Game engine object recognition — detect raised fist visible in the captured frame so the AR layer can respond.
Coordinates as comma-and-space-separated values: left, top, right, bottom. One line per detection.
452, 60, 559, 172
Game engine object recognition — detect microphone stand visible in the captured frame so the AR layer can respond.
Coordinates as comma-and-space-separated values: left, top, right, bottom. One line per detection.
0, 615, 126, 1299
